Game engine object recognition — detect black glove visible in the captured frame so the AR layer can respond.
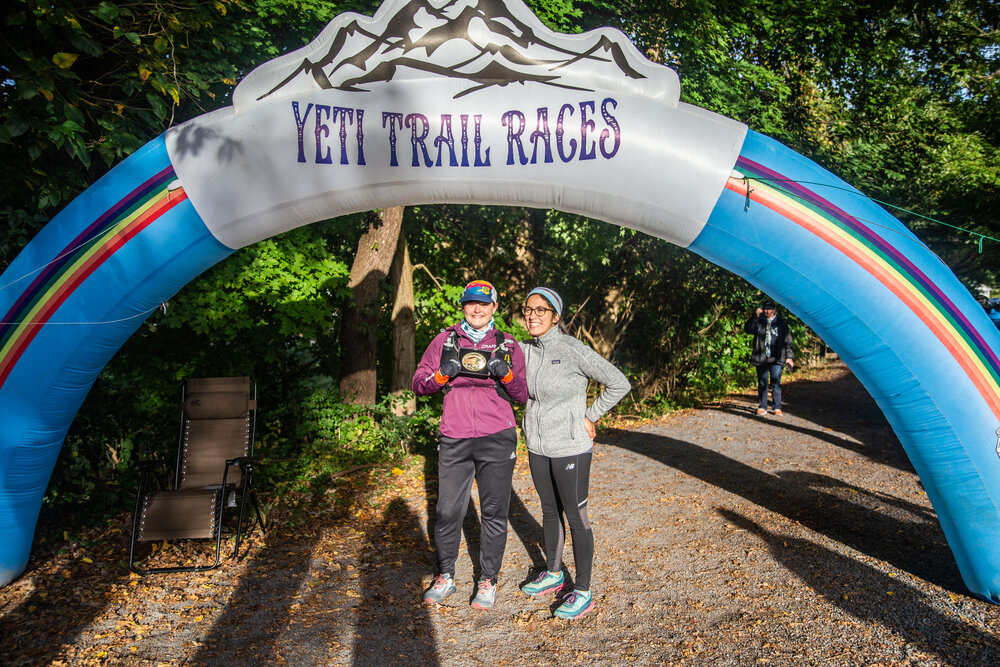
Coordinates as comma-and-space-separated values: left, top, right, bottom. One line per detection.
487, 351, 512, 382
439, 335, 460, 379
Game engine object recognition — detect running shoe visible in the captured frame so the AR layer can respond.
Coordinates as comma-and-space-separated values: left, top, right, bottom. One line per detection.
521, 570, 565, 597
755, 408, 767, 416
773, 409, 784, 416
423, 573, 456, 605
471, 578, 497, 609
554, 590, 595, 620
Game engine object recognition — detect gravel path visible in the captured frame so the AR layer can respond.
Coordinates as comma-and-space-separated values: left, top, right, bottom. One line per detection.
2, 361, 999, 665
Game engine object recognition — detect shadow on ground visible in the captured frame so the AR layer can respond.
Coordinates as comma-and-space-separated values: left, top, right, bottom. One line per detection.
0, 528, 129, 666
191, 472, 394, 664
603, 426, 963, 595
353, 498, 438, 666
720, 508, 1000, 662
723, 367, 912, 472
508, 490, 545, 573
190, 513, 330, 663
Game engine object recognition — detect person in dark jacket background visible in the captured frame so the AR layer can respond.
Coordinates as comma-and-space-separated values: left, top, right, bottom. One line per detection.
413, 280, 528, 610
744, 300, 795, 416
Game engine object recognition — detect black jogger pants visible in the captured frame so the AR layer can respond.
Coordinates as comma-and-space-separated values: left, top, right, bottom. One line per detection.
434, 428, 517, 582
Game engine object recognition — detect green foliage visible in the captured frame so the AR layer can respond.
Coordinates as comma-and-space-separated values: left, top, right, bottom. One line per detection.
678, 315, 753, 401
597, 0, 1000, 286
413, 282, 466, 350
0, 0, 379, 269
44, 371, 161, 524
261, 387, 438, 498
2, 0, 228, 264
524, 0, 582, 32
411, 279, 530, 351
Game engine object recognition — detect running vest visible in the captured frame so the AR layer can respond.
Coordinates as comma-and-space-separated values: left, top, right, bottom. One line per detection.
442, 330, 513, 403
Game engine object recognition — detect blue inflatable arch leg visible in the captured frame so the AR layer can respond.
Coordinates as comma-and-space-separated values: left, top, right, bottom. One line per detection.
0, 137, 233, 584
689, 131, 1000, 603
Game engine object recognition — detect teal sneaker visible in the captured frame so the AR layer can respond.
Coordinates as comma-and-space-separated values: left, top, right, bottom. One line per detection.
554, 590, 594, 620
423, 573, 456, 605
521, 570, 565, 597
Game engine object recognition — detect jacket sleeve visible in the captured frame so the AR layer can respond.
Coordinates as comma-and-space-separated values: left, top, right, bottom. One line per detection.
575, 342, 632, 423
502, 333, 529, 403
781, 324, 795, 360
412, 331, 448, 396
744, 316, 759, 335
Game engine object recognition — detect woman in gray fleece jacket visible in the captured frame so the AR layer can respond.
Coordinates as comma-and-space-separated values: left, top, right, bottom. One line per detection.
518, 287, 631, 620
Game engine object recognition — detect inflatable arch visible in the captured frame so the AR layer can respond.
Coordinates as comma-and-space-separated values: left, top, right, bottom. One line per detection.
2, 0, 999, 601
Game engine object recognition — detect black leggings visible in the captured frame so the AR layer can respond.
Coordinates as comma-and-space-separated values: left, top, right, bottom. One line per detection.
434, 428, 517, 582
528, 450, 594, 590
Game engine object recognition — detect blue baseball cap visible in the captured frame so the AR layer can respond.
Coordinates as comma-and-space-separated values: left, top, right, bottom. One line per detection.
460, 280, 498, 304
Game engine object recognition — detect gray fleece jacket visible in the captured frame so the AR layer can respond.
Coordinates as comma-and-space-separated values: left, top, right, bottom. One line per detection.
520, 326, 632, 458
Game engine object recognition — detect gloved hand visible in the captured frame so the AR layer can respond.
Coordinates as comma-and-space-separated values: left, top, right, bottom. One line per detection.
440, 357, 461, 379
487, 350, 513, 383
437, 335, 461, 382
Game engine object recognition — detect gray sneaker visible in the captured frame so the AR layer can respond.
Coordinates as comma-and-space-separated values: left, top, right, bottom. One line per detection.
471, 578, 497, 609
423, 573, 456, 605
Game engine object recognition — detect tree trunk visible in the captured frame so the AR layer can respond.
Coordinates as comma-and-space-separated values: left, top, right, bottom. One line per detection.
515, 208, 544, 288
389, 228, 416, 415
579, 287, 634, 360
339, 206, 404, 404
508, 208, 544, 326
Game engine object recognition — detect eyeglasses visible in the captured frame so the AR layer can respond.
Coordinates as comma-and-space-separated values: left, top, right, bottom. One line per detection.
522, 306, 553, 316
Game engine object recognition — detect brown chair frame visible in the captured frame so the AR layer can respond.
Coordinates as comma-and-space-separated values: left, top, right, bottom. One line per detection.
129, 377, 265, 574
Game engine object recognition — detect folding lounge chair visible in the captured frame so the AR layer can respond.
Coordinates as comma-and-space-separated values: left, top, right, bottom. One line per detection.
129, 376, 265, 574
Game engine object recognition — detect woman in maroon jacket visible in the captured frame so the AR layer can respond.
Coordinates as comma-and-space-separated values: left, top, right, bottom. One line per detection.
413, 280, 527, 610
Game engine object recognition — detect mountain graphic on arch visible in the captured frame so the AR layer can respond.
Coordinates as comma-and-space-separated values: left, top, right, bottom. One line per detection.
236, 0, 677, 104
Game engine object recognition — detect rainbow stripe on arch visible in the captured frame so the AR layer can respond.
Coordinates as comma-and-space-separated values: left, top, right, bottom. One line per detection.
0, 167, 188, 387
727, 156, 1000, 419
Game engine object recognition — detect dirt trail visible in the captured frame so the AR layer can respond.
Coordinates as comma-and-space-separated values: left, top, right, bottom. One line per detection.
2, 361, 999, 665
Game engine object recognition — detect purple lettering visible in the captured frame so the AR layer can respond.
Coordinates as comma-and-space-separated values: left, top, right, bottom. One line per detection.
502, 110, 528, 166
600, 98, 621, 159
529, 107, 553, 164
293, 101, 314, 163
406, 113, 432, 167
473, 114, 491, 167
556, 104, 577, 163
332, 107, 353, 165
579, 101, 597, 161
356, 109, 366, 165
460, 115, 471, 167
434, 114, 458, 167
382, 112, 404, 167
315, 104, 333, 164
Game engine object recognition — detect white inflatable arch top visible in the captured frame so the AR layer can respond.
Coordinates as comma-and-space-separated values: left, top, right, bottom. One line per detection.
1, 0, 999, 603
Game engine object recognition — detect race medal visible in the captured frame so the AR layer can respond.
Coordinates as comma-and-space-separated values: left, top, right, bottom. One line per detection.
458, 348, 489, 378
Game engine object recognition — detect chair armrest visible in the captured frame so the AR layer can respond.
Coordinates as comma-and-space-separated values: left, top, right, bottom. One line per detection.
225, 456, 257, 469
222, 457, 258, 495
131, 459, 164, 496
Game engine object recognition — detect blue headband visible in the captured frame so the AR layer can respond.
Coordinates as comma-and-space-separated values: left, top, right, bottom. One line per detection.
527, 287, 563, 316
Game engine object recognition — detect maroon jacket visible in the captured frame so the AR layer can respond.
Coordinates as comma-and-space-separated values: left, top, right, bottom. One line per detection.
413, 323, 528, 438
